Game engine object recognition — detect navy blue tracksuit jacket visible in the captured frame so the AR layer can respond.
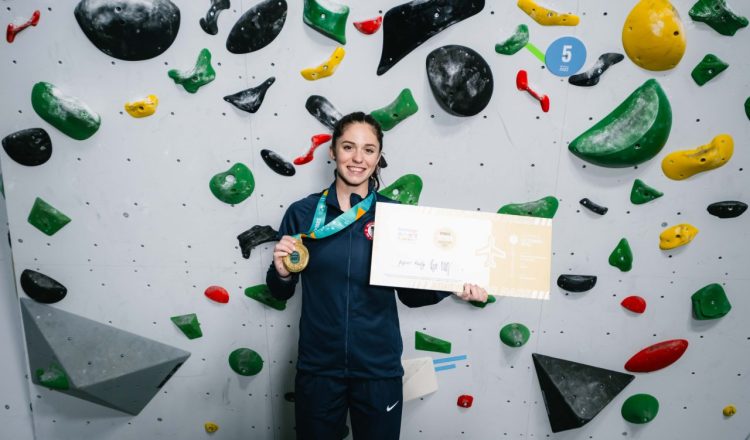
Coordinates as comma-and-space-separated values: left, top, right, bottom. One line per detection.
266, 181, 450, 379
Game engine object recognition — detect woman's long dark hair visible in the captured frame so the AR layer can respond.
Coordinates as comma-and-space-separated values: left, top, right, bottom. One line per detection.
330, 112, 384, 190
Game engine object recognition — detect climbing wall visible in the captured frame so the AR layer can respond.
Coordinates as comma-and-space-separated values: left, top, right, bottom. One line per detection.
1, 0, 749, 439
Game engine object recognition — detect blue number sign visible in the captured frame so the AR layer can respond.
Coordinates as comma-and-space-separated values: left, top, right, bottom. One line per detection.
545, 36, 586, 77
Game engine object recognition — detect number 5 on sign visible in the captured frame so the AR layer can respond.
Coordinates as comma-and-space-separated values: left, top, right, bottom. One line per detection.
545, 37, 586, 77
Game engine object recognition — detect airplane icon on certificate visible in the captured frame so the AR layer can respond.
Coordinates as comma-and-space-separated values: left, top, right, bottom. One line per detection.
475, 234, 507, 268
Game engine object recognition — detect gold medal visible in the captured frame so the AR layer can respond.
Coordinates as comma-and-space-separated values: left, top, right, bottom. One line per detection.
282, 239, 309, 273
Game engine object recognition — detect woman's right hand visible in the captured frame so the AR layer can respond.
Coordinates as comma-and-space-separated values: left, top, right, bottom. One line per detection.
273, 235, 297, 279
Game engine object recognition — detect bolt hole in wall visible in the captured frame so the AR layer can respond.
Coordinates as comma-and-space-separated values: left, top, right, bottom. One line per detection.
1, 0, 749, 439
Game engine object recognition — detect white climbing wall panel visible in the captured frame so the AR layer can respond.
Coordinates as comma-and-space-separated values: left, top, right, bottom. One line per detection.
1, 0, 749, 439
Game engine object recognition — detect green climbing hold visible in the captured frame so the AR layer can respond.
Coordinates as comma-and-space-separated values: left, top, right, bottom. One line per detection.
370, 88, 419, 131
168, 48, 216, 94
228, 348, 263, 376
744, 97, 750, 120
621, 394, 659, 424
210, 163, 255, 204
36, 363, 70, 390
691, 283, 731, 320
499, 323, 530, 347
31, 82, 100, 141
569, 79, 672, 168
170, 313, 203, 339
691, 54, 729, 86
28, 197, 71, 236
495, 24, 529, 55
689, 0, 748, 36
498, 196, 558, 218
630, 179, 663, 204
470, 294, 496, 308
379, 174, 423, 205
415, 330, 451, 354
303, 0, 349, 44
608, 238, 633, 272
245, 284, 287, 311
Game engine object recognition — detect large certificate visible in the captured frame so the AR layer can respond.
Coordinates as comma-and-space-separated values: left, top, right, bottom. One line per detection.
370, 203, 552, 300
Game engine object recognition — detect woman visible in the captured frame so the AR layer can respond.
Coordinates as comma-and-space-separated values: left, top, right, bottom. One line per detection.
266, 112, 488, 439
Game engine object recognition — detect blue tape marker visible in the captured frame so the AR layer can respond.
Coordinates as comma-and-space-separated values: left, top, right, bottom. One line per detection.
435, 364, 457, 372
433, 355, 468, 365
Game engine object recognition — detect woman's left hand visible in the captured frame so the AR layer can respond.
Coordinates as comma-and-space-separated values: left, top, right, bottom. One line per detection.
455, 283, 489, 303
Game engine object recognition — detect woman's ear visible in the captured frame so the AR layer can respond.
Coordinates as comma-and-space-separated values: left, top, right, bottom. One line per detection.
328, 146, 336, 160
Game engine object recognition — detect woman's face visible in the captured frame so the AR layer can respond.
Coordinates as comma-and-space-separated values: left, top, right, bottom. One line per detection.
329, 122, 381, 189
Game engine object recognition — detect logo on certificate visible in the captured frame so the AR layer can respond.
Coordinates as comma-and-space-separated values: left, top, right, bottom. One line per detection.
433, 227, 456, 250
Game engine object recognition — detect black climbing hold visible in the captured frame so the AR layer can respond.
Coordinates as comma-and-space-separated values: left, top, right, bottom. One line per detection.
568, 53, 624, 87
20, 269, 68, 304
579, 198, 608, 215
305, 95, 342, 130
237, 225, 279, 259
260, 149, 295, 176
200, 0, 230, 35
2, 128, 52, 166
426, 45, 494, 117
284, 392, 295, 402
557, 275, 597, 293
378, 155, 388, 168
224, 77, 276, 114
74, 0, 181, 61
707, 201, 747, 219
377, 0, 485, 76
226, 0, 287, 54
532, 353, 634, 433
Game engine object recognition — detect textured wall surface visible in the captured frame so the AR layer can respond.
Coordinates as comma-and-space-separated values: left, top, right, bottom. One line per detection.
1, 0, 749, 439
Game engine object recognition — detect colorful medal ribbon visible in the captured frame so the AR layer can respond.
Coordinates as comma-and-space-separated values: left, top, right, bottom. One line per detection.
294, 189, 375, 240
284, 189, 375, 273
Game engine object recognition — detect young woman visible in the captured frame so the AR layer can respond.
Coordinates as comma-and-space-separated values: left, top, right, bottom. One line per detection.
266, 112, 488, 439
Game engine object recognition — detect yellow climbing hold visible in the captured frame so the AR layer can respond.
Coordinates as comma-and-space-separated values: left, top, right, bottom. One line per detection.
622, 0, 686, 71
204, 422, 219, 433
659, 224, 698, 250
517, 0, 579, 26
124, 94, 159, 118
723, 405, 736, 417
300, 47, 346, 81
661, 134, 733, 180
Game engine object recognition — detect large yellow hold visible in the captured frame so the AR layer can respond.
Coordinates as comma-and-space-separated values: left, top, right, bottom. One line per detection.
622, 0, 686, 71
300, 47, 345, 81
517, 0, 579, 26
124, 94, 159, 118
659, 224, 698, 250
662, 134, 733, 180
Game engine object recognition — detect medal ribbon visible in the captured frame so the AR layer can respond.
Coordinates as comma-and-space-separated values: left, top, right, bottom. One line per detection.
293, 189, 375, 240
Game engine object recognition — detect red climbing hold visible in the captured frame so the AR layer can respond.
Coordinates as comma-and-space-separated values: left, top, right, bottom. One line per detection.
457, 394, 474, 408
353, 16, 383, 35
621, 295, 646, 314
516, 69, 550, 113
6, 10, 40, 43
293, 134, 332, 165
625, 339, 688, 373
205, 285, 229, 303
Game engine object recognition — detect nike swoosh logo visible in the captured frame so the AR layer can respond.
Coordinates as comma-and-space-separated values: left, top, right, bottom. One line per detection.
386, 401, 399, 412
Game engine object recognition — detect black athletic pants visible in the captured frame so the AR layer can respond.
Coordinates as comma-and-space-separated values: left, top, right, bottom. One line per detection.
295, 371, 403, 440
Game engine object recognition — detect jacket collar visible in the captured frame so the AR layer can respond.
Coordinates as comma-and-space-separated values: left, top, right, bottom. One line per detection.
325, 179, 377, 212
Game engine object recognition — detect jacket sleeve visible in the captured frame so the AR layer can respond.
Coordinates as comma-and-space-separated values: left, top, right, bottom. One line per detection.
266, 204, 301, 301
396, 287, 451, 308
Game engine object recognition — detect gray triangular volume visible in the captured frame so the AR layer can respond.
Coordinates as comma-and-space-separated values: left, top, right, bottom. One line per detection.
532, 353, 634, 433
20, 298, 190, 415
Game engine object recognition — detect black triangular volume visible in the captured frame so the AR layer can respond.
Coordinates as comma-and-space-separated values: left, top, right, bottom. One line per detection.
532, 353, 634, 433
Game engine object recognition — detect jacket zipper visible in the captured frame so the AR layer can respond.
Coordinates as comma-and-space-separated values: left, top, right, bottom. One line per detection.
344, 223, 353, 375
